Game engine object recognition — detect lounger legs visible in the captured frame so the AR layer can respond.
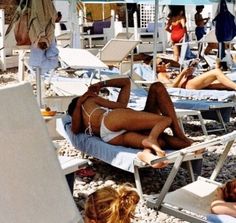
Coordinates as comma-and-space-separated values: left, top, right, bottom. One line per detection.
215, 110, 227, 133
204, 110, 228, 134
185, 161, 195, 182
66, 173, 75, 194
210, 140, 234, 181
147, 154, 185, 209
176, 109, 208, 136
134, 165, 144, 199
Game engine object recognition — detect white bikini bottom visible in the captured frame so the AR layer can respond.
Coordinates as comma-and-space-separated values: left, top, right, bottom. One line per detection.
100, 111, 126, 142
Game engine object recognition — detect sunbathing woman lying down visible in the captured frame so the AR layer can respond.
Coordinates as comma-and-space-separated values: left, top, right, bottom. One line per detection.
210, 179, 236, 219
157, 60, 236, 90
67, 78, 192, 168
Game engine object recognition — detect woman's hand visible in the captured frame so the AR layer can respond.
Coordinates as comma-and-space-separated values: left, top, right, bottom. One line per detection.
182, 67, 194, 77
88, 82, 101, 94
78, 91, 97, 104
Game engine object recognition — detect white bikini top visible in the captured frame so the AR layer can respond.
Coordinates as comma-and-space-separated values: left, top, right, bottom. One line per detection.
81, 105, 110, 135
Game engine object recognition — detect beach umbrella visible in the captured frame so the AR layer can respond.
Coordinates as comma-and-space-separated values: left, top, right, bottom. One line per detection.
126, 0, 218, 3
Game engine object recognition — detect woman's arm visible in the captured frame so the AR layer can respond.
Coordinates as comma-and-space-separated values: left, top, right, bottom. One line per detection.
93, 96, 128, 110
165, 18, 172, 33
180, 17, 186, 30
171, 67, 193, 88
211, 200, 236, 217
211, 187, 236, 217
71, 92, 96, 134
88, 78, 131, 107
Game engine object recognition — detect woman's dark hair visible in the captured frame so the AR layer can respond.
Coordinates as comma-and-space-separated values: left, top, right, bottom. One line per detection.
222, 179, 236, 202
67, 97, 79, 116
168, 6, 185, 18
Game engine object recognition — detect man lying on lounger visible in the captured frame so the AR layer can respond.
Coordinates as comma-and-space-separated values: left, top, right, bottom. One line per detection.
157, 59, 236, 90
67, 77, 192, 168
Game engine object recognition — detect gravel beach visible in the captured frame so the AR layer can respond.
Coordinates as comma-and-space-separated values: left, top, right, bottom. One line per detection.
2, 68, 236, 223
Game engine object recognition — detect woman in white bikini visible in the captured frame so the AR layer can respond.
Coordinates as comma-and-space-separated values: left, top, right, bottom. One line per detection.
68, 78, 192, 168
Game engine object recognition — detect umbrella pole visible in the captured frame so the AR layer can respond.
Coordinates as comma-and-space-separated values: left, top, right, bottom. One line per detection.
152, 0, 159, 81
125, 3, 129, 39
36, 67, 42, 108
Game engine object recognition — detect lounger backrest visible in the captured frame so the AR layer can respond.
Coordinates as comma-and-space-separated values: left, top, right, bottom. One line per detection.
98, 39, 140, 64
0, 82, 83, 223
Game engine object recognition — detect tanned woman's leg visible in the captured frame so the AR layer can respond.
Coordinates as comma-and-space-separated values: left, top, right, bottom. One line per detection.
173, 44, 180, 62
106, 109, 172, 156
110, 131, 168, 168
186, 68, 236, 90
143, 82, 191, 147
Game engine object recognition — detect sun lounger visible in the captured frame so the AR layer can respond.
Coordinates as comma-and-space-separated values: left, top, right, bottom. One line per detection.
0, 82, 84, 223
207, 214, 236, 223
167, 87, 236, 133
97, 38, 140, 74
146, 130, 236, 223
57, 114, 205, 198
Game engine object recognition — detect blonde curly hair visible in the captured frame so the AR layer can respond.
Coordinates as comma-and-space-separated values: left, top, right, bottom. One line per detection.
84, 184, 140, 223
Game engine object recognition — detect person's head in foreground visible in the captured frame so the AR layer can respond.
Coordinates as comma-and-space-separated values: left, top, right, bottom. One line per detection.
222, 178, 236, 202
84, 184, 140, 223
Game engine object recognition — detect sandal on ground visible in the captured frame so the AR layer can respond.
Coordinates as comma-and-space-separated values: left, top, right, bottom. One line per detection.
76, 167, 96, 177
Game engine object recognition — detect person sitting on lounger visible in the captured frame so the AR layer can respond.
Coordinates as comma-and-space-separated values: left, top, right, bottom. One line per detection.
84, 184, 140, 223
67, 77, 192, 168
157, 60, 236, 90
210, 178, 236, 218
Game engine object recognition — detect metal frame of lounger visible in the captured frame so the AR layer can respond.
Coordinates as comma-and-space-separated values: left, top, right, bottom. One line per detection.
173, 99, 236, 134
146, 131, 236, 223
133, 151, 203, 198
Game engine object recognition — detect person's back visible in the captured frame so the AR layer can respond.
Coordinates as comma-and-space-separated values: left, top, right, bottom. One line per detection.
165, 6, 186, 61
81, 96, 108, 136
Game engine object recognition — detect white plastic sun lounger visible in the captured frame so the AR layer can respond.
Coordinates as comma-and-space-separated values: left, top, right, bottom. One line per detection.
97, 38, 140, 74
57, 113, 206, 198
146, 130, 236, 223
0, 82, 84, 223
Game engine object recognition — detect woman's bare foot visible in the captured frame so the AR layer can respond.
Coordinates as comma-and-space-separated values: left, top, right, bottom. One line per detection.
194, 148, 206, 155
137, 150, 168, 169
178, 136, 194, 147
142, 138, 166, 157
